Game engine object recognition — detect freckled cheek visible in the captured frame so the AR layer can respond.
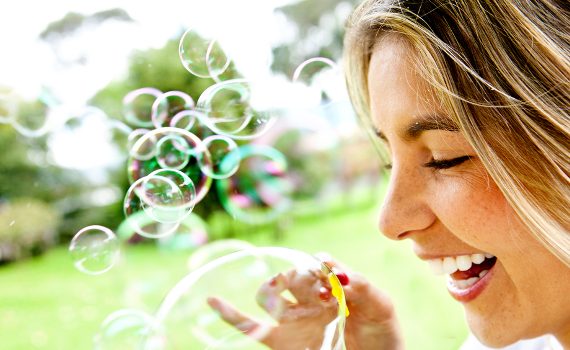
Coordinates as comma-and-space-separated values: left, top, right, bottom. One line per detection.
431, 181, 511, 246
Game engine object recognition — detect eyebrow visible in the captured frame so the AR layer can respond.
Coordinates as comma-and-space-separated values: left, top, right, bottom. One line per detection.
375, 114, 459, 142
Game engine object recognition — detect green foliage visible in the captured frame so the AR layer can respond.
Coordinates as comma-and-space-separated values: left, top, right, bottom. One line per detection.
0, 198, 60, 262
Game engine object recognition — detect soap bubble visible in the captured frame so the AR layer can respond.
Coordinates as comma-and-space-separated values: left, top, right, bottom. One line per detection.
155, 133, 191, 170
196, 79, 277, 140
187, 239, 254, 271
128, 127, 212, 205
69, 225, 120, 275
151, 91, 195, 129
123, 88, 163, 128
197, 135, 240, 179
124, 169, 196, 238
151, 247, 347, 350
216, 145, 293, 224
94, 309, 157, 350
179, 29, 231, 79
11, 91, 57, 138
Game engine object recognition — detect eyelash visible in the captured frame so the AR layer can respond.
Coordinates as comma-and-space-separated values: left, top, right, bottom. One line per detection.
423, 155, 472, 169
383, 155, 472, 171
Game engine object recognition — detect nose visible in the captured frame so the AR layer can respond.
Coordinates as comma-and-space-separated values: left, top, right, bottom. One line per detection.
378, 164, 435, 240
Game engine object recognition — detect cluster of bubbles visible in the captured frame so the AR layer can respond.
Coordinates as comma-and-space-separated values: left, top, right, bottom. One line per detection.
62, 27, 350, 349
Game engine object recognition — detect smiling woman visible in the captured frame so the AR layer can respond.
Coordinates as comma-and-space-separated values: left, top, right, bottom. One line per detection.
341, 0, 570, 348
199, 0, 569, 349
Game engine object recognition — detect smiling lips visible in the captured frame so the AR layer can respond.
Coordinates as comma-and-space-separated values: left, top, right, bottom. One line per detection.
426, 253, 498, 302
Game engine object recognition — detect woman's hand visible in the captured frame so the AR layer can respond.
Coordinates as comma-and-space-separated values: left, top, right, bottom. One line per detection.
207, 257, 404, 350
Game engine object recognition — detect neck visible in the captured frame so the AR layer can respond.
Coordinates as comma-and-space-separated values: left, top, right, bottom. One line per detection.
554, 325, 570, 350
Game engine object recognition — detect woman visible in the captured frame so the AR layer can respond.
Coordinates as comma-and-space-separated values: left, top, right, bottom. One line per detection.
210, 0, 570, 348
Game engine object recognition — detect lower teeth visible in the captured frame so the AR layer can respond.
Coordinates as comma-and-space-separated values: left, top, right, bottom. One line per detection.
449, 269, 490, 289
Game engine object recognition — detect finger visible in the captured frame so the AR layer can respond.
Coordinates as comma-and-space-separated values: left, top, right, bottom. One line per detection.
284, 269, 329, 306
256, 273, 295, 320
207, 296, 272, 338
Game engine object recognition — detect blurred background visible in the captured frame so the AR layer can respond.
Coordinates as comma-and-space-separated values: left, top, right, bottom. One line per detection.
0, 0, 467, 348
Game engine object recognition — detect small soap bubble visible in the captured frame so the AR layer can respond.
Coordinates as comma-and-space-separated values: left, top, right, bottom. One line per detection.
123, 88, 163, 128
179, 29, 231, 79
94, 309, 157, 350
156, 134, 191, 170
151, 91, 194, 129
69, 225, 120, 275
197, 135, 240, 179
150, 247, 348, 350
11, 93, 55, 138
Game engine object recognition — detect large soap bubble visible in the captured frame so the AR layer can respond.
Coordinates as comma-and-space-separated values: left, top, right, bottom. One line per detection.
187, 239, 254, 271
150, 247, 347, 350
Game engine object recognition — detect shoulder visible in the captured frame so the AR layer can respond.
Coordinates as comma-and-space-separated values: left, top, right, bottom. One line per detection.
459, 334, 563, 350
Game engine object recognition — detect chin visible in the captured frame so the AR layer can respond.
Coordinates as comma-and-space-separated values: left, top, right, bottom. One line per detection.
464, 310, 526, 348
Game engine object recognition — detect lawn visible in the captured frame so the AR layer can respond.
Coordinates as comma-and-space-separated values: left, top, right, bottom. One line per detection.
0, 190, 468, 349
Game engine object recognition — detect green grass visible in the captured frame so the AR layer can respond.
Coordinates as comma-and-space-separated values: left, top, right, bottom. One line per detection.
0, 192, 467, 349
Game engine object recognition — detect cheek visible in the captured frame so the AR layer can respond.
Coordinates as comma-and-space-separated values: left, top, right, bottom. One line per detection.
429, 175, 514, 248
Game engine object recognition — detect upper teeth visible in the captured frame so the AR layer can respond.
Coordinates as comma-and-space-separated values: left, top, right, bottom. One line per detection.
427, 253, 494, 275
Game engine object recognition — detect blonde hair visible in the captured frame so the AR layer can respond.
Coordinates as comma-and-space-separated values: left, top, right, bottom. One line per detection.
344, 0, 570, 266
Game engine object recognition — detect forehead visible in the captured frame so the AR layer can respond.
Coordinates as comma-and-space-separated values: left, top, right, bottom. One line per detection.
367, 37, 440, 133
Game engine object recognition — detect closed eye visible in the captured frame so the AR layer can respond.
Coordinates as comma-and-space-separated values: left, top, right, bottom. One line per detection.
423, 155, 472, 169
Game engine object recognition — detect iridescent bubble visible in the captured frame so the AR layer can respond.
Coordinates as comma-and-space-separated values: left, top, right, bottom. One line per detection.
123, 88, 163, 128
150, 247, 348, 350
179, 29, 231, 79
128, 128, 212, 206
69, 225, 120, 275
197, 135, 240, 179
216, 145, 293, 224
124, 170, 196, 238
196, 79, 276, 140
151, 91, 195, 129
156, 134, 190, 170
94, 309, 158, 350
187, 239, 254, 271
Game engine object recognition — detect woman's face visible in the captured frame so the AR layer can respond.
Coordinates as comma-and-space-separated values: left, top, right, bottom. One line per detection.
367, 37, 570, 347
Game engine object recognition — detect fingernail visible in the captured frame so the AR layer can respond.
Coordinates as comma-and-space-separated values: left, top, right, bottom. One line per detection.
319, 286, 331, 301
332, 267, 350, 286
269, 277, 278, 287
